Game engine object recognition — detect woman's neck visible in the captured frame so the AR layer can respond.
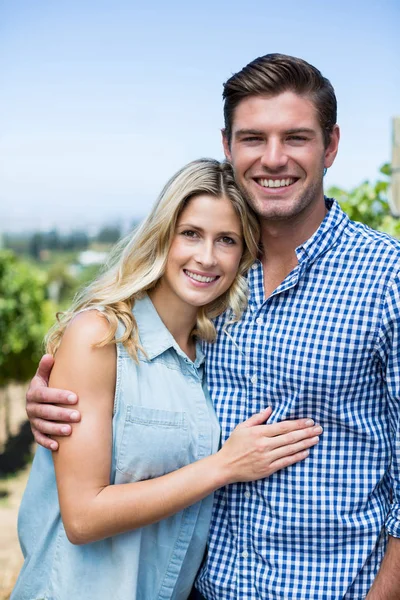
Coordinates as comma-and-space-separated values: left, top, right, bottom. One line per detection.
147, 287, 197, 361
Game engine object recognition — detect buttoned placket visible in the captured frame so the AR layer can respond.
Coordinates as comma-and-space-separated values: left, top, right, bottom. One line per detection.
246, 262, 306, 404
236, 259, 309, 597
160, 350, 218, 597
182, 357, 214, 459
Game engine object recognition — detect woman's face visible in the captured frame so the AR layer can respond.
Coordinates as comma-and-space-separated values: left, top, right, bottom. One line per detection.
159, 193, 244, 312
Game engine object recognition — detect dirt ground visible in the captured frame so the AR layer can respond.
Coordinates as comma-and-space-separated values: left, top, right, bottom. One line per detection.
0, 384, 31, 600
0, 466, 29, 600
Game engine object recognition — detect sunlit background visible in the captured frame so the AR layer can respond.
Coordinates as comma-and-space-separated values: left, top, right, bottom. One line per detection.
1, 0, 399, 233
0, 1, 399, 597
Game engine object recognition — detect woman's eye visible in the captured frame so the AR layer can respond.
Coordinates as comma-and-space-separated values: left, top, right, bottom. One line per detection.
220, 236, 236, 245
181, 230, 198, 238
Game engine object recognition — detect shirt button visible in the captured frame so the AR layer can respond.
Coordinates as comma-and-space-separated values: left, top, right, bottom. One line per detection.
251, 263, 258, 270
250, 374, 258, 384
244, 491, 251, 499
241, 551, 249, 558
256, 317, 262, 325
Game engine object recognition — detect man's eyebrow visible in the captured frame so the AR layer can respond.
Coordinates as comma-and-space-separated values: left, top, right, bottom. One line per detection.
233, 127, 317, 137
285, 128, 316, 135
234, 129, 264, 138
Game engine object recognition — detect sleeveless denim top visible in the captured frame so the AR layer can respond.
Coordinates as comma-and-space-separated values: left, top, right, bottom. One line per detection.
13, 295, 220, 600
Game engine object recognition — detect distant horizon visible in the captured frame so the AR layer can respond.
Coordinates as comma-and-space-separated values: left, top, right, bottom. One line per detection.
2, 217, 140, 236
1, 164, 393, 235
1, 1, 399, 233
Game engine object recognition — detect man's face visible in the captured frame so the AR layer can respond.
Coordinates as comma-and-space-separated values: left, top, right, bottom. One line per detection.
223, 91, 339, 223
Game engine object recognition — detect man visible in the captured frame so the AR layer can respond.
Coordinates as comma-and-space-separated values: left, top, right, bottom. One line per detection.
26, 54, 400, 598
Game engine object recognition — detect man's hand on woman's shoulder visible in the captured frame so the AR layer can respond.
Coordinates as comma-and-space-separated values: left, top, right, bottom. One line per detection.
26, 354, 81, 451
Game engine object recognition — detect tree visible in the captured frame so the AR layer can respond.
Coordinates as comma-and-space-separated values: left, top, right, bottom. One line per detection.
0, 251, 53, 471
96, 225, 121, 245
0, 250, 53, 388
29, 232, 44, 260
327, 163, 400, 238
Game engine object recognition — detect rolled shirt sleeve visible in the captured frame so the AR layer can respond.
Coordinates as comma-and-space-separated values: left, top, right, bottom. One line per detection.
376, 270, 400, 537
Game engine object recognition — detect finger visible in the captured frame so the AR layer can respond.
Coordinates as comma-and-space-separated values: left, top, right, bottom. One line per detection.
271, 434, 320, 460
262, 425, 322, 450
35, 354, 55, 384
240, 407, 273, 428
32, 427, 59, 451
26, 385, 78, 405
269, 448, 312, 473
31, 418, 73, 436
26, 403, 81, 423
264, 418, 316, 437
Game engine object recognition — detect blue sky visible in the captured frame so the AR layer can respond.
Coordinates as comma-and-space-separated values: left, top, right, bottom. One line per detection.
0, 0, 399, 232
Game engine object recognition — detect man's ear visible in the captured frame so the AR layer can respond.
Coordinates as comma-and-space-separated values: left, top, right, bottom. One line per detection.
324, 124, 340, 169
221, 129, 232, 162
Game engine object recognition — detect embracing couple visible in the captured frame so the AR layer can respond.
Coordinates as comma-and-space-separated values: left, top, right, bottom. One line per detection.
14, 54, 400, 599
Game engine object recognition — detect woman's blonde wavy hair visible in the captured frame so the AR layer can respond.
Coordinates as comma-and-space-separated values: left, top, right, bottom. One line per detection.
46, 158, 260, 361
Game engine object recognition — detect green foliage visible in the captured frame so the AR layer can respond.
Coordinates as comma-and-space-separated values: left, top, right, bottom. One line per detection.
327, 163, 400, 238
5, 229, 89, 258
47, 260, 79, 306
0, 250, 53, 387
96, 225, 121, 244
46, 258, 103, 309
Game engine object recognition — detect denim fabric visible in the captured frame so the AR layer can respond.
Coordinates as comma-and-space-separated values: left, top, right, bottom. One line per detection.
13, 295, 220, 600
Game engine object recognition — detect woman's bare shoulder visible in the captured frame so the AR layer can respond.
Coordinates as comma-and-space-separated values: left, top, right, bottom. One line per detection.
51, 309, 116, 393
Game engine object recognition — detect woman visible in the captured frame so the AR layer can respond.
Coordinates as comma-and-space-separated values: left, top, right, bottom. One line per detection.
13, 159, 320, 600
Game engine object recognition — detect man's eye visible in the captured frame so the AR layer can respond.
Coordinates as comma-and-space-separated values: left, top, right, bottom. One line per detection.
242, 137, 262, 143
287, 136, 308, 142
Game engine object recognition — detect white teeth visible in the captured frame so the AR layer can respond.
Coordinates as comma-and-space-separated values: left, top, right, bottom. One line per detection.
185, 270, 217, 283
259, 178, 294, 188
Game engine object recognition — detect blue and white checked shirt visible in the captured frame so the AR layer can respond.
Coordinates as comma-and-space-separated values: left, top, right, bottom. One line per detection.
196, 199, 400, 600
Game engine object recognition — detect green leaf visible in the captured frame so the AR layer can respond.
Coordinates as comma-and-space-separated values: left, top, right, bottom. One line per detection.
0, 250, 54, 387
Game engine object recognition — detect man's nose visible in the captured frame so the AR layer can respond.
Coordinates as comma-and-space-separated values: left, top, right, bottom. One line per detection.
260, 140, 288, 170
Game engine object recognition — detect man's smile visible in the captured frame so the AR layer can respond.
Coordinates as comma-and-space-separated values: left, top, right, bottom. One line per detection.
256, 177, 297, 189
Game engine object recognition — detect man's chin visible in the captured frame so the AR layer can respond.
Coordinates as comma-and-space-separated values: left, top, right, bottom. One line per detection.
252, 197, 303, 221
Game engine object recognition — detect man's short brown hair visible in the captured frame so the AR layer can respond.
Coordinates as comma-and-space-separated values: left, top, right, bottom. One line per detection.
223, 53, 337, 148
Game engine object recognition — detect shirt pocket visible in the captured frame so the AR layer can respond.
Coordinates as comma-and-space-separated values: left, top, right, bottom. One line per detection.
115, 404, 189, 483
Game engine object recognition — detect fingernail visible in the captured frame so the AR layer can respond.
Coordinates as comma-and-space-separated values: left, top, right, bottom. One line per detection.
67, 394, 77, 403
61, 425, 71, 434
303, 449, 310, 456
305, 419, 314, 426
263, 406, 271, 412
50, 442, 58, 451
314, 425, 323, 434
70, 411, 79, 421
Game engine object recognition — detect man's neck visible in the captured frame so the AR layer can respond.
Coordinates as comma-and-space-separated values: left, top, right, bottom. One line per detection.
260, 197, 328, 298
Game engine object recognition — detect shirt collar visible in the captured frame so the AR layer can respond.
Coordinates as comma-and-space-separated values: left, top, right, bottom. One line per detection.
247, 198, 350, 307
295, 197, 350, 265
133, 294, 205, 367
